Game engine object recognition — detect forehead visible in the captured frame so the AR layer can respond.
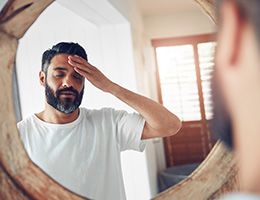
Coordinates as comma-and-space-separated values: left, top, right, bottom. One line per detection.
49, 53, 70, 68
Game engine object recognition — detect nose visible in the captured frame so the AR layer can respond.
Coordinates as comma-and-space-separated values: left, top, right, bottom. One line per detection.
62, 76, 73, 88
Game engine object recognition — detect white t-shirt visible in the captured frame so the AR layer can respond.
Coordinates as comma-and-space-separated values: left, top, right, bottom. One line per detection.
17, 107, 146, 200
220, 193, 260, 200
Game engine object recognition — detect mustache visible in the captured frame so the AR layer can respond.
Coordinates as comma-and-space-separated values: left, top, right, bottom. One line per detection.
56, 87, 78, 96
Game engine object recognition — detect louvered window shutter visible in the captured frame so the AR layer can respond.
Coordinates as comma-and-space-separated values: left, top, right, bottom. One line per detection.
198, 42, 216, 120
153, 34, 216, 166
156, 45, 201, 121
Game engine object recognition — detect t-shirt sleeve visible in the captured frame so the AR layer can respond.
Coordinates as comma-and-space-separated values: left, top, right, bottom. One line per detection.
112, 109, 146, 152
17, 121, 26, 142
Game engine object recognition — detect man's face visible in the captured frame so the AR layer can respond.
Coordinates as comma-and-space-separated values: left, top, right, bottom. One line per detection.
42, 54, 85, 114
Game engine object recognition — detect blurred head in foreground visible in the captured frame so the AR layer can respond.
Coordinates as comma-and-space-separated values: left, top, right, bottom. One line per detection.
212, 0, 260, 193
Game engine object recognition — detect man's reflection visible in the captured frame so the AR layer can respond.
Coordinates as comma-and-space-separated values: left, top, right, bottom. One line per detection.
17, 42, 181, 200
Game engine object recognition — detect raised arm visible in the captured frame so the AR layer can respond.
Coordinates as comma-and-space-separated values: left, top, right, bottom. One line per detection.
68, 55, 182, 139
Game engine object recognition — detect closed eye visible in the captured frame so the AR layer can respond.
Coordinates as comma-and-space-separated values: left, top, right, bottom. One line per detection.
73, 73, 83, 81
54, 73, 65, 78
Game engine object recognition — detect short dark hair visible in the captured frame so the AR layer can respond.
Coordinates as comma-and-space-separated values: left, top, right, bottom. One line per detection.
217, 0, 260, 46
41, 42, 88, 74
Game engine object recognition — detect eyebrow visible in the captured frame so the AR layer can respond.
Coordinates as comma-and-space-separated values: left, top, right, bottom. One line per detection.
53, 66, 68, 71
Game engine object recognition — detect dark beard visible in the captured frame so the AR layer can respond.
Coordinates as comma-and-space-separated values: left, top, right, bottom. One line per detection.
45, 83, 84, 114
210, 69, 233, 149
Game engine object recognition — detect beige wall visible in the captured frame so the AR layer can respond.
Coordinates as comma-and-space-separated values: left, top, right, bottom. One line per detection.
144, 10, 216, 39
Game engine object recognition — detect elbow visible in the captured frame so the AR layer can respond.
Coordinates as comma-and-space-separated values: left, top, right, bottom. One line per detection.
165, 118, 182, 137
176, 119, 182, 133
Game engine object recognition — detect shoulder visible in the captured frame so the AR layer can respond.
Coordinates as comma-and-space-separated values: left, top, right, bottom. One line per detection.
16, 115, 36, 139
17, 115, 35, 130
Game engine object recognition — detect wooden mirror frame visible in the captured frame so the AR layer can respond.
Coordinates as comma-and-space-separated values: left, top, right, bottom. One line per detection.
0, 0, 238, 199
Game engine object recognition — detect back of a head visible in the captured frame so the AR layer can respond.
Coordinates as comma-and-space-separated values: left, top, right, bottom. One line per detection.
212, 0, 260, 149
41, 42, 88, 73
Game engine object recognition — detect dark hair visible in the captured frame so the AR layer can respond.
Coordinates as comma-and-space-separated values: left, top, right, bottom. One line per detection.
41, 42, 88, 73
217, 0, 260, 45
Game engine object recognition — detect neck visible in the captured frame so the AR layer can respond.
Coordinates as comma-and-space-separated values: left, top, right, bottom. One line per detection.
36, 103, 80, 124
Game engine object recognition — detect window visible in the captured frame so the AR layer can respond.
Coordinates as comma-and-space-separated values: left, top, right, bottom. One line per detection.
198, 42, 216, 120
152, 34, 216, 166
156, 45, 201, 121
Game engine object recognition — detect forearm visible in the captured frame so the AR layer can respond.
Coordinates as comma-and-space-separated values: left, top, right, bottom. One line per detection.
108, 82, 181, 135
67, 56, 181, 137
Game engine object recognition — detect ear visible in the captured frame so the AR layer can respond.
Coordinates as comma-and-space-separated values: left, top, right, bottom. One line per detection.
216, 0, 244, 69
39, 71, 46, 86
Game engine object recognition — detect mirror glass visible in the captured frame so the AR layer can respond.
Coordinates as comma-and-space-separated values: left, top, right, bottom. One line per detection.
14, 0, 216, 199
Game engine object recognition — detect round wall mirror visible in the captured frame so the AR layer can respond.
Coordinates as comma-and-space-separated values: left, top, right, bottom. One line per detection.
0, 0, 238, 199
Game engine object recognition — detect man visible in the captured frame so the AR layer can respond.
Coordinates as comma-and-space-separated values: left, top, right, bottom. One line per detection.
17, 42, 181, 200
212, 0, 260, 199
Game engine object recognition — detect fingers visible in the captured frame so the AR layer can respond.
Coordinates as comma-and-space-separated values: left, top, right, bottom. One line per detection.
68, 55, 85, 64
74, 67, 88, 78
74, 66, 96, 83
68, 55, 95, 73
68, 59, 91, 73
68, 55, 95, 68
68, 55, 100, 81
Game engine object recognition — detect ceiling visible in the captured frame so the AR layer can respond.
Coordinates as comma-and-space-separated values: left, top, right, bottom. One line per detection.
136, 0, 201, 17
0, 0, 202, 23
